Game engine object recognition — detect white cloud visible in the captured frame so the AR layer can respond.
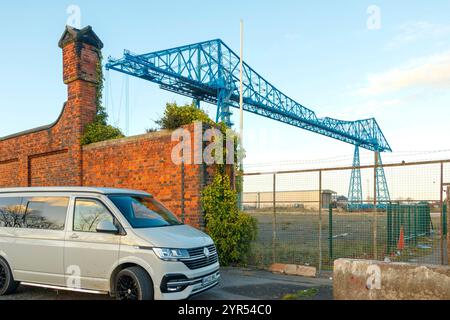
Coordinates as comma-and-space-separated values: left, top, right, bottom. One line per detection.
387, 21, 450, 49
355, 51, 450, 97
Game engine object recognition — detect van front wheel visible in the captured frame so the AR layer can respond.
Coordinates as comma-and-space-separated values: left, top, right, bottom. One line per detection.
115, 267, 154, 300
0, 258, 19, 296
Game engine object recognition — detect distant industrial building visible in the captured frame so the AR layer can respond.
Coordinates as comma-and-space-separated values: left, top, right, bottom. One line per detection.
243, 190, 336, 210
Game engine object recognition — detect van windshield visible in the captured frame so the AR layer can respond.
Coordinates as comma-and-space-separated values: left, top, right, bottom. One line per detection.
108, 195, 182, 228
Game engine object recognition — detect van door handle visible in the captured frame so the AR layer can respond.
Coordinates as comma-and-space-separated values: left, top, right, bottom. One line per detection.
70, 233, 79, 239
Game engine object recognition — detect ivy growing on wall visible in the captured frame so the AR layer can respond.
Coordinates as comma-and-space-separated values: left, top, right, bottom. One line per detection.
80, 53, 124, 145
201, 173, 257, 266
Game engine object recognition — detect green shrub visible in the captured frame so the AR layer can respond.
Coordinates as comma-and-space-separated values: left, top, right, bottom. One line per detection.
80, 122, 124, 145
156, 102, 214, 130
202, 173, 257, 266
145, 127, 158, 133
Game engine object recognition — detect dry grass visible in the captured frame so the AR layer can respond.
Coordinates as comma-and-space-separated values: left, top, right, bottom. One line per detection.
244, 209, 443, 269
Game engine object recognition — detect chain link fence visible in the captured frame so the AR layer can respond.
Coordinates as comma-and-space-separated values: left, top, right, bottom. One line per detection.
242, 159, 450, 273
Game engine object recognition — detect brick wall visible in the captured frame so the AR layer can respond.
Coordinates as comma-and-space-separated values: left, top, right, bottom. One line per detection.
0, 159, 19, 188
82, 126, 211, 228
0, 26, 216, 228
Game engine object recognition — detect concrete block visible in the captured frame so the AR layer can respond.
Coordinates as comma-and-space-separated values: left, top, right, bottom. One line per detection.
284, 264, 298, 275
334, 259, 450, 300
269, 263, 286, 274
295, 265, 317, 278
269, 263, 317, 278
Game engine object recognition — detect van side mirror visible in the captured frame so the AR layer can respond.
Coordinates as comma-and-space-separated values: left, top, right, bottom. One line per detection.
96, 220, 119, 234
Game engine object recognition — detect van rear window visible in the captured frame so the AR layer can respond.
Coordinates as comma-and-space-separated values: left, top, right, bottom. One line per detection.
22, 197, 69, 230
0, 197, 23, 228
0, 196, 68, 230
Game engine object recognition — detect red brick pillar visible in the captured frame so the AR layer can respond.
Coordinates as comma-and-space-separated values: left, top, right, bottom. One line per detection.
58, 25, 103, 135
58, 26, 103, 185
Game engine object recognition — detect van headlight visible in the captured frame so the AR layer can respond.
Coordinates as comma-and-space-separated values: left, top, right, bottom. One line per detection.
153, 248, 190, 261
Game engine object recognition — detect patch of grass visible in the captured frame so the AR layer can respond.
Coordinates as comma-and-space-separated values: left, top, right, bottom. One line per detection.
245, 211, 443, 269
282, 288, 319, 300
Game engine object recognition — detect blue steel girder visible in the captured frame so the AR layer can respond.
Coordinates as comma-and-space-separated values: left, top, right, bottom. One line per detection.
106, 39, 392, 153
376, 152, 391, 203
348, 146, 363, 208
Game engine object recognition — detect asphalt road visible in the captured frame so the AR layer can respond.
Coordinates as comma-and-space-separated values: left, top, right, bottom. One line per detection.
0, 267, 333, 300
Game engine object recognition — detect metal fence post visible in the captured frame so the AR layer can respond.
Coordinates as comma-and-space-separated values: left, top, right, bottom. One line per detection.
181, 160, 185, 224
440, 162, 444, 265
272, 173, 277, 264
447, 186, 450, 266
318, 170, 322, 273
443, 202, 448, 237
373, 152, 378, 260
329, 204, 333, 262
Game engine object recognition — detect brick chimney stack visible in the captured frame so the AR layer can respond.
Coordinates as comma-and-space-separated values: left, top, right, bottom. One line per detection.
58, 25, 103, 135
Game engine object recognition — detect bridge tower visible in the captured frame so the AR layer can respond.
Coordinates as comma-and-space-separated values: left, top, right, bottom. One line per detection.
348, 146, 363, 210
348, 148, 391, 209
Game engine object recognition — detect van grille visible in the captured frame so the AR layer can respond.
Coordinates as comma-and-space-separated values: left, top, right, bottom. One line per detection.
183, 245, 218, 270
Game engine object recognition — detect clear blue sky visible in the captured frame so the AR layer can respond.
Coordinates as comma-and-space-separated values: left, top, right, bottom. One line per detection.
1, 1, 450, 171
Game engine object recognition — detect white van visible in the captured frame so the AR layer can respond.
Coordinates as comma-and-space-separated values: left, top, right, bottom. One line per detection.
0, 187, 220, 300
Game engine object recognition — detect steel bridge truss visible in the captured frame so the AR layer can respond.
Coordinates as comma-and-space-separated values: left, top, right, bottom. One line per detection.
106, 39, 392, 206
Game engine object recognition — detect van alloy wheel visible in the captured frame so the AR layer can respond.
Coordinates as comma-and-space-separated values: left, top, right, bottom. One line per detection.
115, 266, 153, 300
0, 265, 6, 290
0, 259, 19, 295
117, 275, 139, 300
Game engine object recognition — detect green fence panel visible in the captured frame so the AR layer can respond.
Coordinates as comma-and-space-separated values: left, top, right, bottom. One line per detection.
387, 204, 393, 254
387, 203, 433, 251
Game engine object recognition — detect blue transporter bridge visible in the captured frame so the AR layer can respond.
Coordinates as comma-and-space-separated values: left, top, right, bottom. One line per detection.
106, 39, 392, 209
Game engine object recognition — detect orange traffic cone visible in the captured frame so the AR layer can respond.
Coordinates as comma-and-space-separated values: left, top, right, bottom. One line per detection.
397, 227, 405, 251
